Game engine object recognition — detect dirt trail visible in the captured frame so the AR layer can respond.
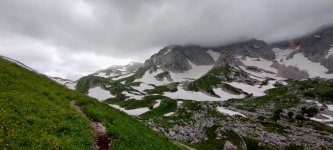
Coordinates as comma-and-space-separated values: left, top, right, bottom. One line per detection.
70, 101, 112, 150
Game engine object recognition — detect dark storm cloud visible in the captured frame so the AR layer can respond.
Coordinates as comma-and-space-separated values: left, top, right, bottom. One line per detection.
0, 0, 333, 79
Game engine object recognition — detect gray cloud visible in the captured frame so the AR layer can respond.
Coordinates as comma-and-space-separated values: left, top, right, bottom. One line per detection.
0, 0, 333, 79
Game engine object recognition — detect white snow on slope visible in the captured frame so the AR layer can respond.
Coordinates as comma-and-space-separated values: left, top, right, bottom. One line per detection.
154, 100, 161, 108
88, 86, 114, 101
273, 48, 294, 63
131, 83, 155, 93
109, 104, 150, 116
207, 50, 220, 61
284, 53, 332, 78
170, 61, 213, 82
163, 48, 172, 55
305, 100, 323, 107
273, 48, 333, 78
310, 114, 333, 122
229, 81, 275, 96
164, 112, 175, 116
238, 65, 283, 80
239, 57, 277, 73
164, 86, 241, 101
112, 73, 134, 80
122, 91, 145, 100
327, 105, 333, 111
65, 82, 76, 90
135, 69, 171, 86
94, 72, 118, 78
212, 88, 245, 100
216, 107, 246, 117
325, 47, 333, 59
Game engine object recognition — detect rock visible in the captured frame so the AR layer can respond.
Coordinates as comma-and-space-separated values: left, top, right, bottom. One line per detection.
224, 141, 237, 150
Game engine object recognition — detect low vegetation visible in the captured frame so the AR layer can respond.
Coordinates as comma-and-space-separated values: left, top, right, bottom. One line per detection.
0, 58, 180, 150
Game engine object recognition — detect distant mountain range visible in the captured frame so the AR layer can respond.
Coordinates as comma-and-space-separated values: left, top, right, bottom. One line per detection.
2, 26, 333, 149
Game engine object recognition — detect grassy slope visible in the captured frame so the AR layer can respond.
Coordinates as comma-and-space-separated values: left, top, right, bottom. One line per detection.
0, 58, 180, 150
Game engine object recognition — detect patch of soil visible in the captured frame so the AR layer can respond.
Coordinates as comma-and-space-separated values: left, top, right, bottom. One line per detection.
70, 101, 112, 150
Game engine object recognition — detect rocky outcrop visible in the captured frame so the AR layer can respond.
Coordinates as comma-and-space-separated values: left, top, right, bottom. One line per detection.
224, 141, 237, 150
271, 61, 309, 79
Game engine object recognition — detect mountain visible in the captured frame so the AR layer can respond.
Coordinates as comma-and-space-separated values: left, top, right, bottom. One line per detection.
71, 26, 333, 149
91, 62, 143, 79
0, 56, 180, 149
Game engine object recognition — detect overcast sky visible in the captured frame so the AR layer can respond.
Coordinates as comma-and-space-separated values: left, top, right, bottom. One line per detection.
1, 0, 333, 80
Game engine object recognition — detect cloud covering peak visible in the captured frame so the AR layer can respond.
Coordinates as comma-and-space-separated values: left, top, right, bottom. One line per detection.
0, 0, 333, 79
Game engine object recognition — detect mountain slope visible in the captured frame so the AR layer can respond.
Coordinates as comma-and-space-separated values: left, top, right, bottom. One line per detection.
0, 57, 180, 149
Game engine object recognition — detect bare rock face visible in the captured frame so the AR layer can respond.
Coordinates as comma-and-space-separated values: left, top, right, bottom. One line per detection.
271, 61, 309, 79
145, 45, 215, 73
144, 39, 275, 73
272, 26, 333, 73
224, 141, 237, 150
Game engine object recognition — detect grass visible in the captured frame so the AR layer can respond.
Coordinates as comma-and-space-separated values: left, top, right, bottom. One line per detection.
0, 57, 180, 150
292, 79, 333, 102
140, 99, 177, 119
187, 66, 241, 96
144, 85, 177, 94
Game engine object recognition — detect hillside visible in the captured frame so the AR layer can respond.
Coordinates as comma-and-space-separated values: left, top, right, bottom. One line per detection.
0, 57, 180, 149
68, 26, 333, 150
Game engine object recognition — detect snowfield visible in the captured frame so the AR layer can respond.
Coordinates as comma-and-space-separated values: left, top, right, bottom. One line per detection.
112, 73, 134, 80
228, 81, 275, 96
109, 104, 150, 116
325, 47, 333, 59
135, 69, 171, 86
310, 114, 333, 123
273, 48, 333, 78
163, 86, 241, 101
239, 57, 277, 73
65, 82, 77, 90
88, 86, 114, 101
216, 107, 246, 117
169, 61, 213, 82
327, 105, 333, 111
207, 50, 220, 61
131, 83, 155, 93
122, 91, 145, 100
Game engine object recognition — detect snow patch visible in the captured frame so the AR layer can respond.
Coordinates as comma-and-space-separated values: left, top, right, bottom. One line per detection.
122, 91, 145, 100
327, 105, 333, 111
154, 100, 161, 108
310, 114, 333, 122
212, 88, 245, 100
274, 49, 333, 78
88, 86, 114, 101
325, 47, 333, 59
65, 82, 77, 90
164, 112, 175, 116
112, 73, 134, 80
170, 61, 213, 82
239, 57, 277, 73
305, 100, 323, 107
135, 69, 171, 86
164, 86, 225, 101
216, 107, 246, 117
131, 83, 155, 93
109, 104, 150, 116
163, 48, 173, 55
228, 81, 275, 96
207, 50, 220, 61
